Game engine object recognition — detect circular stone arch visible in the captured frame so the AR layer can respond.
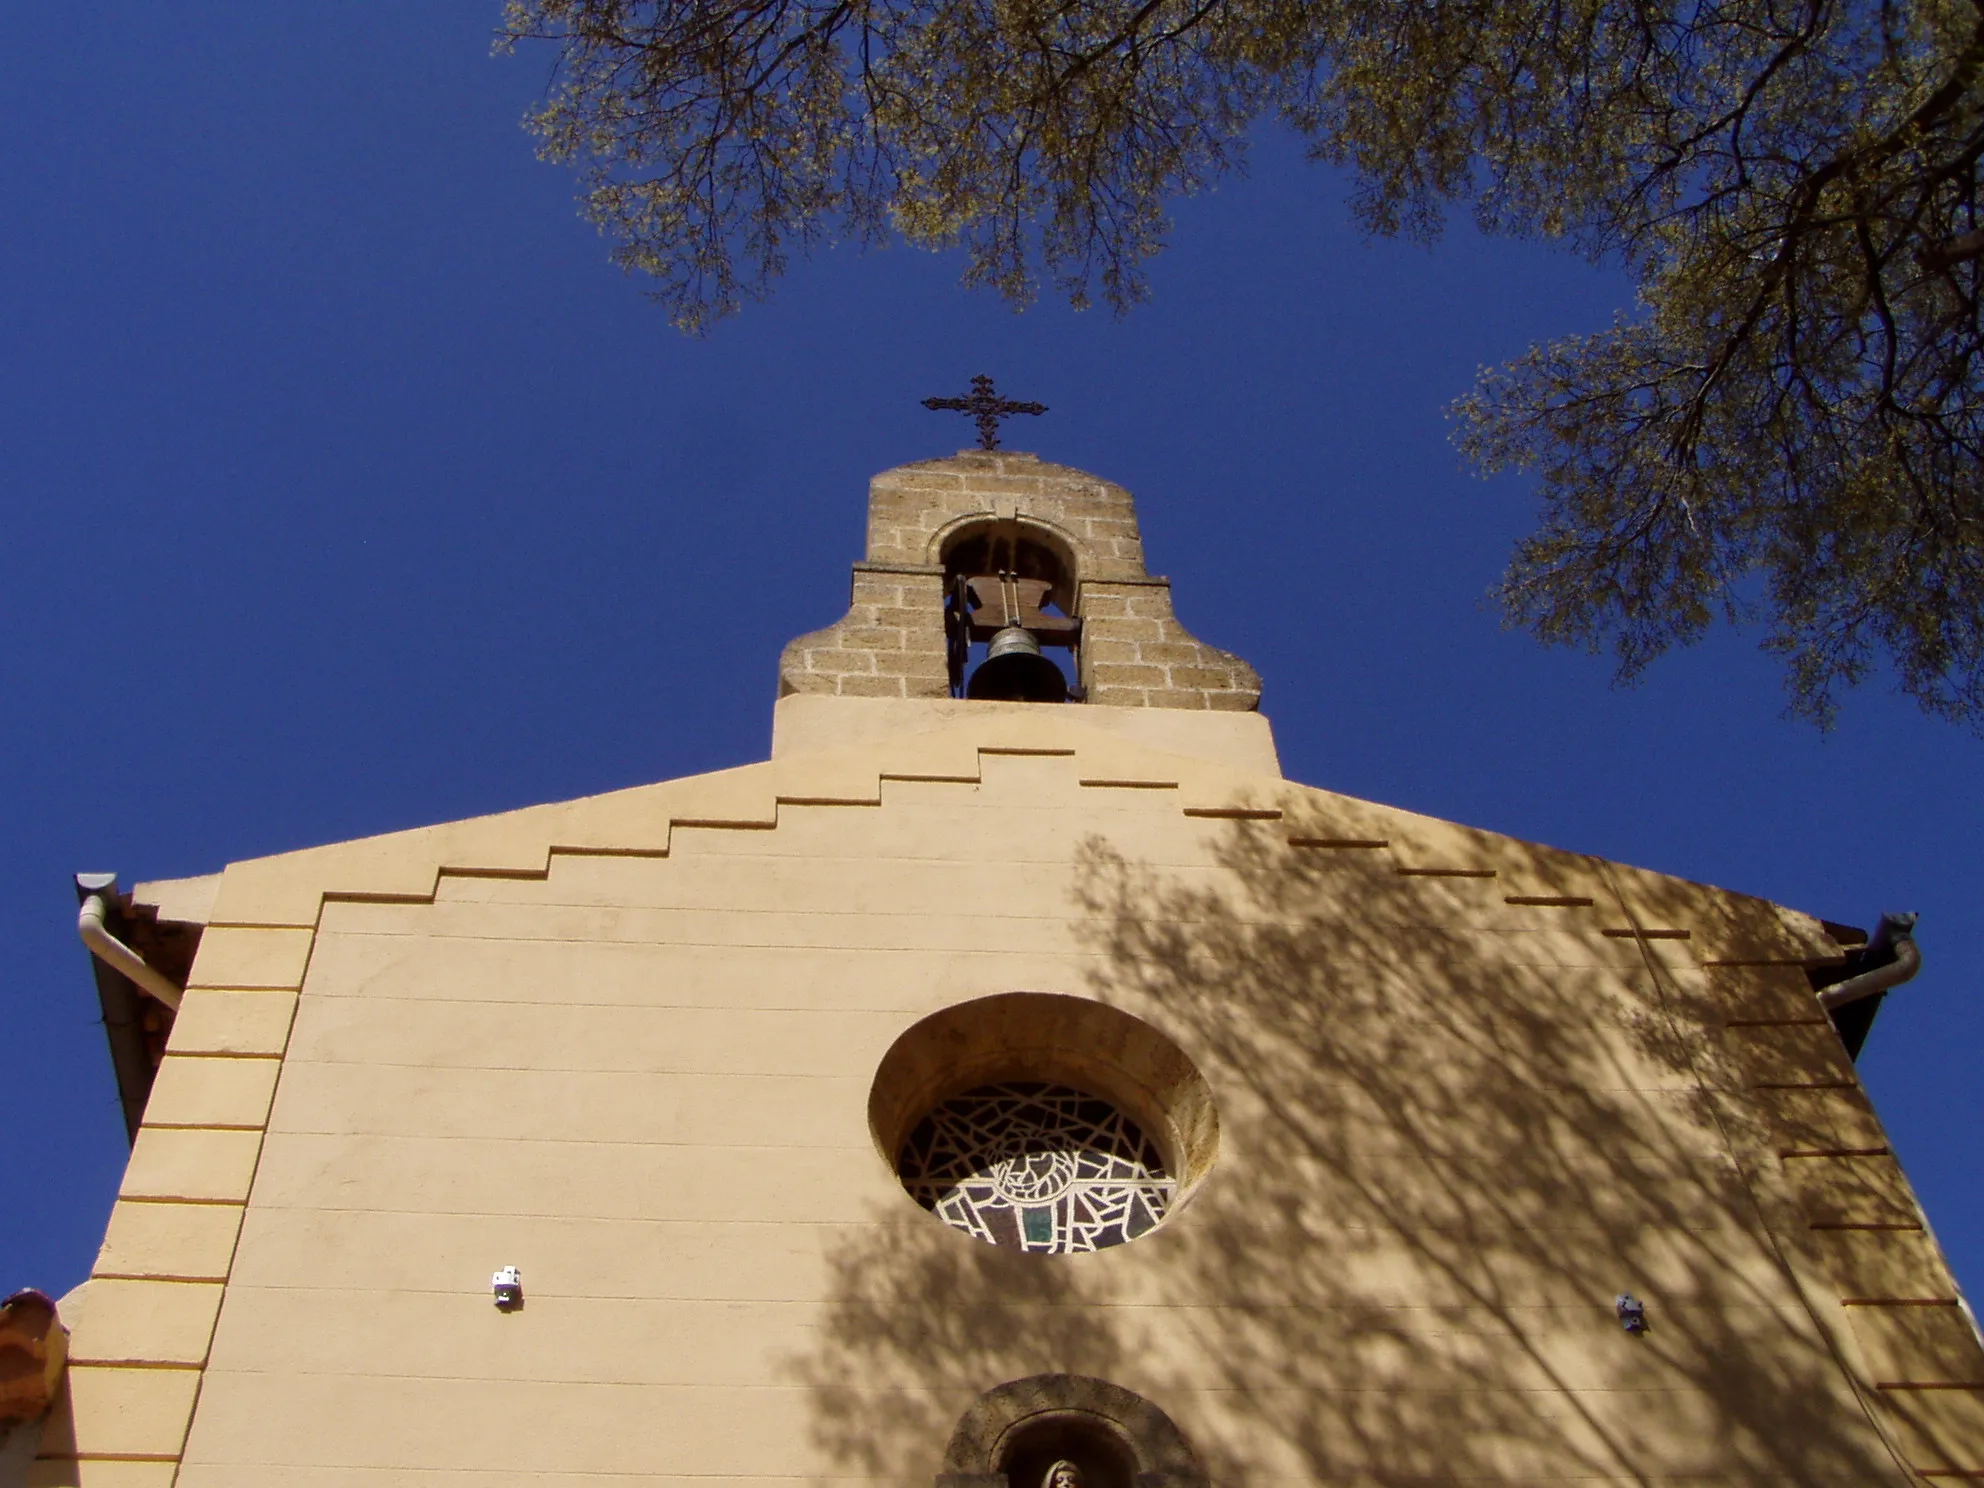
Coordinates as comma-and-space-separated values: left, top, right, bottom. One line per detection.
868, 992, 1220, 1210
936, 1374, 1210, 1488
931, 514, 1084, 593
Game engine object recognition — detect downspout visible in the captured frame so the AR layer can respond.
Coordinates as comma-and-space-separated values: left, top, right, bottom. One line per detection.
76, 874, 183, 1011
1818, 911, 1921, 1012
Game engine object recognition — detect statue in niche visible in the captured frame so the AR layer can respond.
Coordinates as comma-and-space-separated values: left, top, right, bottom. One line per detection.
1041, 1461, 1084, 1488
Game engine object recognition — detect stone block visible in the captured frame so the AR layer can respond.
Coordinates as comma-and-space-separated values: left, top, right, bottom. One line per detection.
1091, 664, 1168, 688
958, 474, 1046, 497
1705, 964, 1830, 1023
1147, 690, 1212, 709
1750, 1086, 1887, 1154
166, 992, 297, 1057
848, 579, 905, 605
303, 927, 1071, 1017
834, 674, 910, 698
1611, 867, 1824, 964
65, 1279, 224, 1367
1095, 618, 1164, 643
1846, 1303, 1984, 1382
33, 1364, 200, 1459
176, 1371, 823, 1477
285, 992, 976, 1087
1083, 638, 1141, 663
1168, 666, 1234, 690
871, 651, 949, 679
188, 926, 315, 990
866, 531, 918, 559
1723, 1023, 1857, 1087
120, 1128, 264, 1204
140, 1055, 280, 1129
1880, 1384, 1984, 1471
247, 1129, 896, 1223
207, 1289, 825, 1386
267, 1064, 874, 1149
1778, 1153, 1920, 1225
223, 1207, 859, 1299
94, 1201, 244, 1282
26, 1461, 183, 1488
1807, 1228, 1957, 1301
805, 650, 875, 675
777, 667, 833, 697
867, 606, 936, 629
878, 470, 966, 489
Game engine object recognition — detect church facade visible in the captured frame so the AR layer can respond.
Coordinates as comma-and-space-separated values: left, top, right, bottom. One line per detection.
18, 450, 1983, 1486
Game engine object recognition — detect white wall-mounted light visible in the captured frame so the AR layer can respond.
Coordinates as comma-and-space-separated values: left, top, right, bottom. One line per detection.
492, 1267, 523, 1310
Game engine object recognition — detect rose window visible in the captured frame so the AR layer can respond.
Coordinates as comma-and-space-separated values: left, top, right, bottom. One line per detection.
896, 1081, 1174, 1253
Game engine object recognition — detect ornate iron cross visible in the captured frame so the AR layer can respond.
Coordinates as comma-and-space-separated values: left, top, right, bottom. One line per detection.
922, 375, 1047, 450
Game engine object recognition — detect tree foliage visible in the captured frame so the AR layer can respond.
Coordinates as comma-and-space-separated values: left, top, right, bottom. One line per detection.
503, 0, 1984, 728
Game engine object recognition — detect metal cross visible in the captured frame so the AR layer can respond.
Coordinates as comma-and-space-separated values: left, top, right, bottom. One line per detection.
922, 375, 1047, 450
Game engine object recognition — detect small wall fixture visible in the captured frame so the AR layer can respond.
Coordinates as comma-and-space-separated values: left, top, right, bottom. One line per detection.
492, 1267, 523, 1310
1615, 1294, 1647, 1334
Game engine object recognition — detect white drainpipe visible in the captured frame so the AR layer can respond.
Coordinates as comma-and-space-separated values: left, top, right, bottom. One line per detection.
77, 883, 183, 1011
1817, 912, 1921, 1012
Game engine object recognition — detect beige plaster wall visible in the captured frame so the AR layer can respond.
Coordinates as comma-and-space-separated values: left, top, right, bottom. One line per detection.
37, 716, 1983, 1487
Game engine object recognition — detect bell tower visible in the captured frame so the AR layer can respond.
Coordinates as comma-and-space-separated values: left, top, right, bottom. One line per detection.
778, 450, 1261, 710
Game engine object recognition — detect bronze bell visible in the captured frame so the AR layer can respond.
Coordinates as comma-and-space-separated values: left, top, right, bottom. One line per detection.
966, 624, 1068, 703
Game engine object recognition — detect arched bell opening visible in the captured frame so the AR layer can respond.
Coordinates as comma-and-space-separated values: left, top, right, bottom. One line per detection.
940, 522, 1083, 702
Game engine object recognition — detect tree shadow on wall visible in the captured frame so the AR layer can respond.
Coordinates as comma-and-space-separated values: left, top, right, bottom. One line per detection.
785, 810, 1911, 1486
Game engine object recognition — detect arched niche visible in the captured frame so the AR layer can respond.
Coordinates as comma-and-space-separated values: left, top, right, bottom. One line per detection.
933, 517, 1085, 700
935, 1374, 1210, 1488
932, 515, 1083, 600
932, 515, 1079, 603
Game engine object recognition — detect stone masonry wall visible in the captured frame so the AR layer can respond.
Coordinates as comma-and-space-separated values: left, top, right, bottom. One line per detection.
778, 451, 1260, 710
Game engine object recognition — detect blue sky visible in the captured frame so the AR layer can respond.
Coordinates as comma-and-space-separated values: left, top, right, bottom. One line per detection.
4, 8, 1978, 1305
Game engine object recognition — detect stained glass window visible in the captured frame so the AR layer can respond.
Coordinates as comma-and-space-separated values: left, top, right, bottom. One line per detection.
896, 1081, 1174, 1253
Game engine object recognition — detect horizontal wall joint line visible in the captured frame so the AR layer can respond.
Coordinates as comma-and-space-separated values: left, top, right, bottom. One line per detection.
1777, 1147, 1892, 1158
1809, 1221, 1925, 1231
